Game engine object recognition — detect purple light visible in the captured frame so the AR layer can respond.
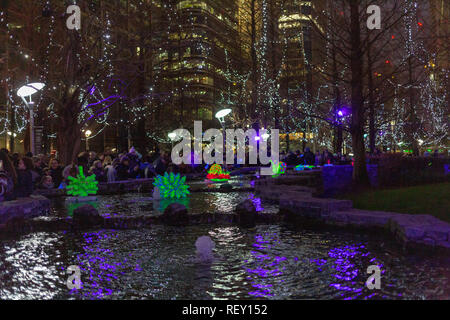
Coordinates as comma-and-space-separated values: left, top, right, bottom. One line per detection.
338, 110, 344, 117
255, 136, 261, 141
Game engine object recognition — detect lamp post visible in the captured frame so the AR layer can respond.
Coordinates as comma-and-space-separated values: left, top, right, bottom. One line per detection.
168, 132, 177, 149
85, 130, 92, 151
215, 108, 232, 152
17, 82, 45, 155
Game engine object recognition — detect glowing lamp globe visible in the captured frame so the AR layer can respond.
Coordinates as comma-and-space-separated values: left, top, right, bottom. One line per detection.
17, 83, 45, 98
168, 132, 178, 141
215, 108, 232, 120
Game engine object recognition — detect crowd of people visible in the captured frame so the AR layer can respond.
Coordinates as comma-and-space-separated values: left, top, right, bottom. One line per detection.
280, 148, 354, 166
0, 146, 206, 201
0, 144, 447, 201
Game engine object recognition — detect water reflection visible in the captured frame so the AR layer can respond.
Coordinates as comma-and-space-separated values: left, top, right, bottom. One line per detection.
51, 192, 278, 217
0, 226, 449, 300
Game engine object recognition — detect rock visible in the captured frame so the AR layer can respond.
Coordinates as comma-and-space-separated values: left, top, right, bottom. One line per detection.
236, 199, 257, 228
162, 203, 189, 226
0, 196, 50, 225
73, 205, 103, 227
220, 184, 233, 192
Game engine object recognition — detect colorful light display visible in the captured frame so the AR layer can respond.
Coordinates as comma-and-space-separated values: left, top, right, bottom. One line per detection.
153, 172, 190, 199
295, 165, 316, 171
207, 164, 231, 182
271, 161, 287, 177
67, 166, 99, 197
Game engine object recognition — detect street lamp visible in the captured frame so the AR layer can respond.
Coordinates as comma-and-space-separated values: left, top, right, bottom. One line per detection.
168, 132, 177, 141
85, 130, 92, 151
215, 108, 232, 124
215, 108, 232, 151
17, 82, 45, 155
168, 132, 178, 148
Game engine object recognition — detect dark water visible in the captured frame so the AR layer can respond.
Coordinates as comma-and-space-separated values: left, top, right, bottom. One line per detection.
51, 192, 278, 218
1, 186, 449, 300
1, 224, 449, 300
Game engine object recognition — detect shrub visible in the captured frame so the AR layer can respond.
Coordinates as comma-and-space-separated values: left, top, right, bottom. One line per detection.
371, 154, 450, 187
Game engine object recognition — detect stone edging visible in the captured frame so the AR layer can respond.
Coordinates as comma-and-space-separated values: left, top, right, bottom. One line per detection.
0, 195, 51, 226
255, 182, 450, 250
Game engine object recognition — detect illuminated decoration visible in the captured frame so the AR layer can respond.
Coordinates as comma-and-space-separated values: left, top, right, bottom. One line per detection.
67, 166, 99, 197
271, 161, 287, 177
207, 164, 231, 182
295, 165, 316, 171
17, 83, 45, 98
153, 172, 190, 199
215, 108, 232, 120
67, 166, 98, 197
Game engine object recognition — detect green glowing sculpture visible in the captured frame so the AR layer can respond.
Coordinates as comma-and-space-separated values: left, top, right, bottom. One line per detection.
67, 166, 99, 197
153, 172, 190, 199
271, 160, 287, 177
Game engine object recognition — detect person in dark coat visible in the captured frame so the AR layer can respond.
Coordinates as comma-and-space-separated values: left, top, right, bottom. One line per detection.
90, 160, 107, 183
115, 157, 131, 181
285, 152, 299, 166
15, 157, 34, 198
153, 154, 168, 175
0, 151, 17, 201
49, 159, 64, 188
303, 148, 315, 166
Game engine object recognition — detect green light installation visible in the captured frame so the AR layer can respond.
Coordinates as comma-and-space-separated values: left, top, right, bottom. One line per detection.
153, 172, 190, 199
271, 161, 287, 177
295, 164, 317, 171
67, 166, 99, 197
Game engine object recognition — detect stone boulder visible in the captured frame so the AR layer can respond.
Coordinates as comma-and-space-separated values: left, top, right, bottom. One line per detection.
162, 203, 189, 226
236, 199, 257, 228
220, 184, 233, 192
73, 205, 103, 227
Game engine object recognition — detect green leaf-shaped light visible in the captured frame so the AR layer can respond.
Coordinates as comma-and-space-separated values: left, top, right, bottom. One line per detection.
153, 172, 190, 199
66, 166, 99, 197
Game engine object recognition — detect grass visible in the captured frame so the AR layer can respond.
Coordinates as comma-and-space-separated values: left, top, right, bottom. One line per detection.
340, 182, 450, 223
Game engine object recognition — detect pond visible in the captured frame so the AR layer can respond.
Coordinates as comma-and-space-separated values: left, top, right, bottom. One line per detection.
51, 192, 278, 218
0, 182, 449, 300
1, 224, 449, 300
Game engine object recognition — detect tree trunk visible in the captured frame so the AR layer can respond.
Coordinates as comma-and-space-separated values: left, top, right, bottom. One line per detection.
250, 0, 258, 120
407, 56, 419, 156
367, 44, 376, 154
56, 101, 82, 165
350, 1, 370, 187
56, 126, 81, 166
331, 31, 343, 154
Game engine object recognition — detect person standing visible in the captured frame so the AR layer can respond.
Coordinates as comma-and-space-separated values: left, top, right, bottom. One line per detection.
0, 151, 17, 201
49, 159, 64, 188
15, 157, 34, 198
303, 148, 315, 166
